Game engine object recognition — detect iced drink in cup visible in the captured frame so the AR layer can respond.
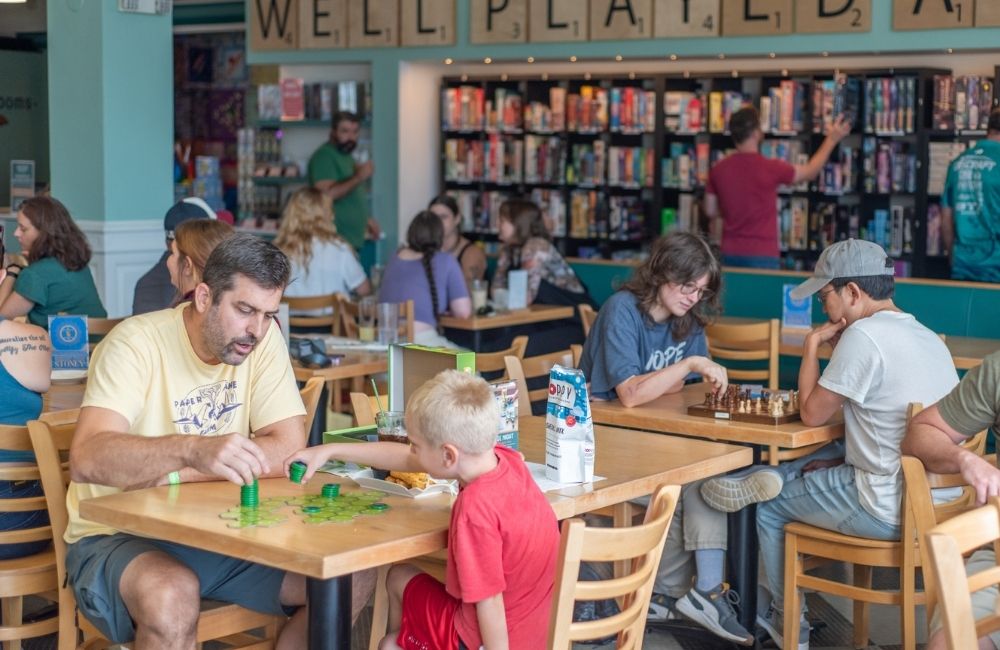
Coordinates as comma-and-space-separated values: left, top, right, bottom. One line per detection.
358, 297, 376, 342
374, 410, 407, 479
471, 279, 488, 312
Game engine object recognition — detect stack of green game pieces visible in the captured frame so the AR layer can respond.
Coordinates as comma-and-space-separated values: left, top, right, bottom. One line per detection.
289, 461, 307, 484
321, 483, 340, 499
241, 478, 259, 508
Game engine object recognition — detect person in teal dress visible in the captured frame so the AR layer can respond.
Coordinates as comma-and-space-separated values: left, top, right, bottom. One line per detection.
0, 196, 106, 328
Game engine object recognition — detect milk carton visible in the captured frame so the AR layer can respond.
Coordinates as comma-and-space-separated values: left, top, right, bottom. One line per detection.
545, 365, 595, 483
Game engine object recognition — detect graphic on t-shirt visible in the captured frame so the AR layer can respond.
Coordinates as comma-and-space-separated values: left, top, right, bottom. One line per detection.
645, 342, 688, 371
173, 380, 242, 435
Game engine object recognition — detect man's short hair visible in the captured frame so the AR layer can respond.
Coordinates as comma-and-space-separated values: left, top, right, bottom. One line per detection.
830, 275, 895, 301
989, 107, 1000, 134
202, 233, 291, 304
332, 111, 360, 130
729, 106, 761, 146
406, 370, 498, 454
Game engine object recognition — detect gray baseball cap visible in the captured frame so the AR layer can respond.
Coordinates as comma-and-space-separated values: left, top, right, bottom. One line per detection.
790, 239, 894, 300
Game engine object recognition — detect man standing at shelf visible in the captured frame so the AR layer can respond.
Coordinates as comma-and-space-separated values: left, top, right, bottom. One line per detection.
941, 107, 1000, 282
308, 110, 380, 259
704, 107, 851, 269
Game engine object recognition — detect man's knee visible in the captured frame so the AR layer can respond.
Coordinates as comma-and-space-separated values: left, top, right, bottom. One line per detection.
121, 554, 201, 633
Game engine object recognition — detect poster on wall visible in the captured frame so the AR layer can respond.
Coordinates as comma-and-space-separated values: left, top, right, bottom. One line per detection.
10, 160, 34, 212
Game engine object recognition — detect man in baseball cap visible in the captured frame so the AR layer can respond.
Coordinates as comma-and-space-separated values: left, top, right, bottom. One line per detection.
131, 198, 217, 315
700, 239, 960, 649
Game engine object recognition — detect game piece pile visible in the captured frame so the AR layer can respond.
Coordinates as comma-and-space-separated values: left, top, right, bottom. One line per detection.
220, 480, 390, 528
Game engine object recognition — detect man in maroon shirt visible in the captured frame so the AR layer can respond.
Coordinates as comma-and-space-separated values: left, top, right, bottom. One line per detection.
705, 107, 851, 269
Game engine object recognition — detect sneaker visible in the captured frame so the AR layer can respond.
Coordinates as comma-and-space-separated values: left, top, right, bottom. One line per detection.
646, 592, 678, 622
756, 603, 809, 650
700, 468, 784, 513
674, 583, 754, 646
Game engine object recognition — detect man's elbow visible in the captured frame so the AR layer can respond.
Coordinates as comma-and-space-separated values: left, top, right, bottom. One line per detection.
799, 407, 828, 427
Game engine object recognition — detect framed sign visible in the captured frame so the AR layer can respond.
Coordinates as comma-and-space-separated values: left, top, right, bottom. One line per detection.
10, 161, 34, 213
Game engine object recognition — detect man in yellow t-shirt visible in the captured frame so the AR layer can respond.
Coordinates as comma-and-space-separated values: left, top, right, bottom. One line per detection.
64, 234, 372, 648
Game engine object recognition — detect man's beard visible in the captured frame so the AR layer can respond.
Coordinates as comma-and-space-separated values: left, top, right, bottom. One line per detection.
204, 308, 258, 365
337, 139, 357, 154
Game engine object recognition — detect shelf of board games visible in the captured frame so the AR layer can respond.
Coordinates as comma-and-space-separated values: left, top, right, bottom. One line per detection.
238, 78, 372, 228
441, 67, 997, 277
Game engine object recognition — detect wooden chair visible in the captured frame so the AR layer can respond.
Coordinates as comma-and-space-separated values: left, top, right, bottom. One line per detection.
0, 424, 60, 650
504, 346, 582, 418
341, 299, 415, 344
299, 376, 324, 439
280, 293, 342, 335
27, 410, 282, 650
925, 498, 1000, 650
349, 393, 382, 427
782, 403, 987, 650
547, 484, 681, 649
578, 304, 598, 338
86, 317, 123, 338
474, 335, 527, 379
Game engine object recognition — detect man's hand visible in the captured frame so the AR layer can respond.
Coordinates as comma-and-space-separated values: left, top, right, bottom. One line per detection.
802, 457, 845, 473
187, 434, 269, 486
958, 451, 1000, 505
355, 160, 374, 182
688, 356, 728, 392
826, 115, 852, 142
806, 318, 847, 350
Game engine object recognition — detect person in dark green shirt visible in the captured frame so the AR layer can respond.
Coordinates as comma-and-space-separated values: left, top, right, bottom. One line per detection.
942, 108, 1000, 282
0, 196, 107, 328
307, 111, 378, 251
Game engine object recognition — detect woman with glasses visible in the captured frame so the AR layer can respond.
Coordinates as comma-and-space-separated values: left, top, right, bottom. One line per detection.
578, 231, 755, 647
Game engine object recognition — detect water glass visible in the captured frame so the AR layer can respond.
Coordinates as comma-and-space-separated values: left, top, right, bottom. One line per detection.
493, 288, 509, 313
471, 279, 488, 312
358, 297, 377, 342
377, 302, 399, 345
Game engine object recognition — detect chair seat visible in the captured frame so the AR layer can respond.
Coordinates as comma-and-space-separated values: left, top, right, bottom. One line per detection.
785, 522, 899, 549
0, 547, 56, 576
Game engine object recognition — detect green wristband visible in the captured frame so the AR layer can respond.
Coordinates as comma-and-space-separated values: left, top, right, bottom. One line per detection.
168, 471, 181, 485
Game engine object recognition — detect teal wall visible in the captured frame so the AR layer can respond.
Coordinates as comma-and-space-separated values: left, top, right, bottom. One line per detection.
48, 2, 173, 221
0, 50, 48, 208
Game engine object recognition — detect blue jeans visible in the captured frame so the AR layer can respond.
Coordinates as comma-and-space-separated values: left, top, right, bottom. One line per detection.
722, 254, 781, 270
756, 448, 900, 614
0, 480, 50, 560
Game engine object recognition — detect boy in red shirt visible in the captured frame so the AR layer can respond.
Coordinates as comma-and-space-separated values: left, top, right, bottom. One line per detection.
287, 369, 560, 650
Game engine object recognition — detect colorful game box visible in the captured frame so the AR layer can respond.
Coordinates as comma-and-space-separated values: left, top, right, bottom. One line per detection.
490, 379, 519, 449
387, 343, 475, 411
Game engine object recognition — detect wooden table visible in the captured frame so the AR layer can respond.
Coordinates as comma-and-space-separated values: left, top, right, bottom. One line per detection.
780, 328, 998, 370
43, 380, 86, 412
80, 416, 750, 650
439, 304, 575, 350
589, 382, 844, 632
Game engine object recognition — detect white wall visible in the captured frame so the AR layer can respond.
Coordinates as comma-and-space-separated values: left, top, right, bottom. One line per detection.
397, 61, 444, 241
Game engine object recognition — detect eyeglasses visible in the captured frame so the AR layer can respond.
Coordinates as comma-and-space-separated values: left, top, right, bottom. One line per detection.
677, 282, 714, 301
816, 287, 837, 305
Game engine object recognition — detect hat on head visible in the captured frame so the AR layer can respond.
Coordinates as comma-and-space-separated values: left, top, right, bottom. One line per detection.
163, 197, 217, 237
789, 239, 894, 300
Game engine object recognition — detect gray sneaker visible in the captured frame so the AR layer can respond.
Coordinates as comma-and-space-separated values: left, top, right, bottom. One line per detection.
756, 603, 809, 650
646, 592, 678, 622
700, 468, 784, 513
674, 583, 754, 646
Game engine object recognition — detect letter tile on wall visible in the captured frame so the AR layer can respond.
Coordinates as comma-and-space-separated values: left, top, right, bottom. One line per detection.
653, 0, 720, 38
299, 0, 347, 48
529, 0, 589, 41
720, 0, 793, 35
470, 0, 528, 43
590, 0, 653, 40
795, 0, 871, 33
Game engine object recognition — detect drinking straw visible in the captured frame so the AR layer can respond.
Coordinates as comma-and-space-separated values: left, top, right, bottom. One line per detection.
371, 379, 386, 415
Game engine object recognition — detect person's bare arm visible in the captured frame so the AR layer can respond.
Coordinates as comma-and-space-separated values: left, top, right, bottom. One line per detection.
798, 320, 848, 426
793, 116, 852, 184
70, 406, 270, 488
449, 296, 472, 319
476, 594, 509, 650
0, 321, 51, 393
353, 279, 373, 297
941, 206, 955, 257
616, 356, 726, 408
314, 161, 373, 201
284, 441, 422, 483
0, 288, 33, 319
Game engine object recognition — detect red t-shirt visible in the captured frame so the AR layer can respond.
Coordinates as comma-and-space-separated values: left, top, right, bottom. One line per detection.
706, 152, 795, 258
446, 445, 560, 649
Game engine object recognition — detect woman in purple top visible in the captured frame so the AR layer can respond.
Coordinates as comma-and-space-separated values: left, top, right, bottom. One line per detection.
378, 211, 471, 348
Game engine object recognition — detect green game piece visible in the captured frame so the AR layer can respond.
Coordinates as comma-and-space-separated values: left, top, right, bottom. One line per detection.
322, 483, 340, 499
289, 461, 307, 484
369, 502, 389, 511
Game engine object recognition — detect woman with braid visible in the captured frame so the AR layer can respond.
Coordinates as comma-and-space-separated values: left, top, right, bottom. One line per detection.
378, 211, 471, 348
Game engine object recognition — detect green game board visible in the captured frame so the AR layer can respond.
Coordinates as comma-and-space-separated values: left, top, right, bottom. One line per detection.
219, 489, 388, 528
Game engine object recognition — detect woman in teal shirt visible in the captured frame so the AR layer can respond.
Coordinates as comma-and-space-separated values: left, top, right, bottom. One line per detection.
0, 196, 106, 328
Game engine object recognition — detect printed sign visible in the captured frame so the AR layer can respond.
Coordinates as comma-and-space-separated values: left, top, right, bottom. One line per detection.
782, 284, 813, 329
10, 160, 34, 212
48, 315, 89, 371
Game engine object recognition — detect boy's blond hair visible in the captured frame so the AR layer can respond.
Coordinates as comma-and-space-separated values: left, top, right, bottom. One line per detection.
406, 370, 498, 453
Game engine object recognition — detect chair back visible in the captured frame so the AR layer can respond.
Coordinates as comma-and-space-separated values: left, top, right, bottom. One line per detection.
350, 393, 383, 427
341, 299, 415, 343
281, 293, 343, 335
475, 336, 527, 379
0, 425, 51, 547
705, 318, 780, 390
926, 498, 1000, 649
87, 317, 124, 338
578, 304, 597, 338
504, 348, 579, 418
27, 409, 79, 650
299, 376, 325, 439
547, 484, 680, 649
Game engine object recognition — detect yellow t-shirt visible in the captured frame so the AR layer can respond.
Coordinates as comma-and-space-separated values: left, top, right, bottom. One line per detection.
66, 304, 306, 543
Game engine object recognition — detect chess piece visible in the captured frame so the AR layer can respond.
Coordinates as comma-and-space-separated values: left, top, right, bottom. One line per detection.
776, 399, 785, 416
755, 397, 762, 413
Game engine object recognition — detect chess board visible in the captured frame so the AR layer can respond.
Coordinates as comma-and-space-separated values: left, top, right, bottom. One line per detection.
687, 385, 801, 425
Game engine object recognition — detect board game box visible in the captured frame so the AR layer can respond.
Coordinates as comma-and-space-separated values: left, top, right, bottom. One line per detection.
688, 384, 801, 425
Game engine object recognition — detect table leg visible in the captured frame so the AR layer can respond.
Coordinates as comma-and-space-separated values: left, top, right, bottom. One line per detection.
307, 574, 352, 650
473, 330, 482, 352
308, 383, 329, 447
727, 444, 761, 635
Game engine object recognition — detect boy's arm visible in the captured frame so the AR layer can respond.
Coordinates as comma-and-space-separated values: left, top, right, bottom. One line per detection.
283, 441, 422, 482
476, 593, 509, 650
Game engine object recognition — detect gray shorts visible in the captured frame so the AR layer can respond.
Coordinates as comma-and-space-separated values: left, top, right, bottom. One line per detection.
929, 547, 1000, 650
66, 533, 290, 643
